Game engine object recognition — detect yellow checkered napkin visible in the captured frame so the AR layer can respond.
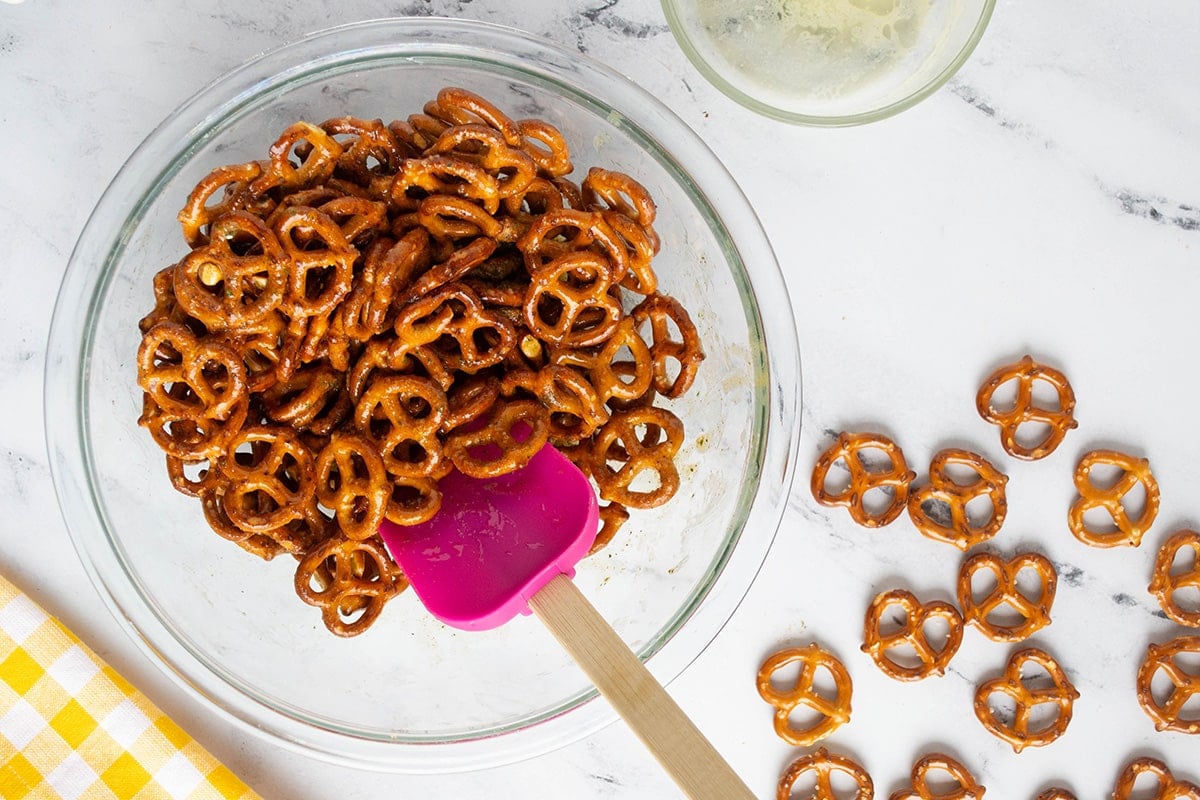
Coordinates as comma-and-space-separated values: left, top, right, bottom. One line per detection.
0, 573, 260, 800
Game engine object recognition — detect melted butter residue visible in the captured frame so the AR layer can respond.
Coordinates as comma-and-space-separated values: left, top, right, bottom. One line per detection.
696, 0, 934, 102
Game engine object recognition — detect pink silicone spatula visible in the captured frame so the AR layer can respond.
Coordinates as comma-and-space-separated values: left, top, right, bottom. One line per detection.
378, 443, 754, 800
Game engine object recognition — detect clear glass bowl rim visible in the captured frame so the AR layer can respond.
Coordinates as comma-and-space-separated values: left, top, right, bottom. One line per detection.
44, 16, 802, 772
659, 0, 997, 127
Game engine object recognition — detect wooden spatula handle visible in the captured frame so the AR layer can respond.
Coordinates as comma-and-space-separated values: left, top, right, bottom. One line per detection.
529, 574, 756, 800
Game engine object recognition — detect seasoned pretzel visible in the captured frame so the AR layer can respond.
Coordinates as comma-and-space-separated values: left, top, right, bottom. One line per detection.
320, 116, 405, 185
812, 432, 916, 528
862, 589, 964, 681
433, 86, 523, 146
165, 455, 218, 498
516, 207, 628, 278
1149, 530, 1200, 627
428, 123, 537, 200
198, 481, 286, 560
315, 432, 390, 541
582, 167, 658, 241
217, 425, 317, 533
777, 747, 873, 800
173, 211, 287, 330
889, 753, 986, 800
756, 643, 852, 747
443, 396, 550, 479
589, 406, 683, 509
294, 535, 406, 637
908, 448, 1008, 550
1136, 635, 1200, 734
391, 155, 501, 214
177, 161, 265, 247
1067, 449, 1160, 547
137, 322, 248, 421
253, 121, 343, 193
1113, 757, 1200, 799
316, 194, 389, 245
393, 282, 517, 373
501, 365, 609, 442
589, 501, 629, 555
384, 474, 442, 526
550, 316, 654, 406
354, 375, 448, 479
631, 293, 704, 398
957, 551, 1057, 642
261, 362, 351, 435
524, 251, 623, 347
139, 388, 249, 462
443, 373, 501, 432
976, 354, 1077, 460
974, 647, 1079, 752
517, 118, 573, 177
340, 229, 433, 340
272, 205, 358, 319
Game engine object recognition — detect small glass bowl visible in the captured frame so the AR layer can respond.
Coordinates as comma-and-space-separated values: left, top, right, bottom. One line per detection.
662, 0, 995, 126
45, 18, 801, 771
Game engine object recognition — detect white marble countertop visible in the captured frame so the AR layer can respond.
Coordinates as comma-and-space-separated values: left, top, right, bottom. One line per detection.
3, 1, 1198, 798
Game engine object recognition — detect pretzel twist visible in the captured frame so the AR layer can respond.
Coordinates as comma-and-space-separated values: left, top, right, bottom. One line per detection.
589, 406, 683, 509
1136, 635, 1200, 734
862, 589, 963, 681
354, 375, 448, 479
1149, 530, 1200, 627
294, 535, 406, 637
444, 396, 550, 479
908, 448, 1008, 550
957, 551, 1057, 642
756, 643, 852, 747
974, 647, 1079, 752
315, 432, 390, 541
1068, 449, 1160, 547
812, 432, 916, 528
1112, 757, 1200, 800
976, 354, 1077, 460
777, 747, 872, 800
889, 753, 986, 800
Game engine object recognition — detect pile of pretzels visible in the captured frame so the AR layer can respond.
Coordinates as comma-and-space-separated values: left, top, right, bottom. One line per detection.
135, 87, 704, 636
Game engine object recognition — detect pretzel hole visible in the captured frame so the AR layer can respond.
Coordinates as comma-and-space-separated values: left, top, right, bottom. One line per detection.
389, 440, 431, 469
1123, 773, 1178, 800
1083, 461, 1127, 490
298, 264, 338, 303
786, 767, 862, 799
921, 766, 979, 796
861, 485, 900, 518
984, 691, 1018, 725
1030, 378, 1066, 411
1167, 582, 1200, 616
965, 495, 997, 527
1013, 420, 1053, 450
986, 377, 1020, 412
1024, 698, 1068, 734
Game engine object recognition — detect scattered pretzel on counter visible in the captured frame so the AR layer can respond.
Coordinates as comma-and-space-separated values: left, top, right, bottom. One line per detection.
755, 643, 852, 747
777, 747, 873, 800
889, 753, 986, 800
861, 588, 963, 681
973, 647, 1079, 752
1148, 529, 1200, 627
1067, 449, 1160, 548
957, 551, 1057, 643
975, 354, 1077, 460
908, 448, 1008, 550
136, 87, 706, 636
1136, 635, 1200, 735
1111, 756, 1200, 800
811, 432, 917, 528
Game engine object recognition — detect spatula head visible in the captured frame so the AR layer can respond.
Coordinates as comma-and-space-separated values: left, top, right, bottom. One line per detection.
378, 444, 599, 631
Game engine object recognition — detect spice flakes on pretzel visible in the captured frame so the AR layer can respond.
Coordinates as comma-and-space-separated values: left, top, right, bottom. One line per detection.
1067, 449, 1160, 548
974, 647, 1079, 752
777, 748, 873, 800
976, 354, 1077, 461
811, 432, 916, 528
755, 643, 852, 747
136, 87, 704, 636
1148, 529, 1200, 627
908, 448, 1008, 550
1136, 634, 1200, 735
957, 551, 1057, 643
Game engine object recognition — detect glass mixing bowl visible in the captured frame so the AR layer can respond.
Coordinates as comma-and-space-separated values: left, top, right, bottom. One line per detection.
45, 18, 800, 771
662, 0, 995, 126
